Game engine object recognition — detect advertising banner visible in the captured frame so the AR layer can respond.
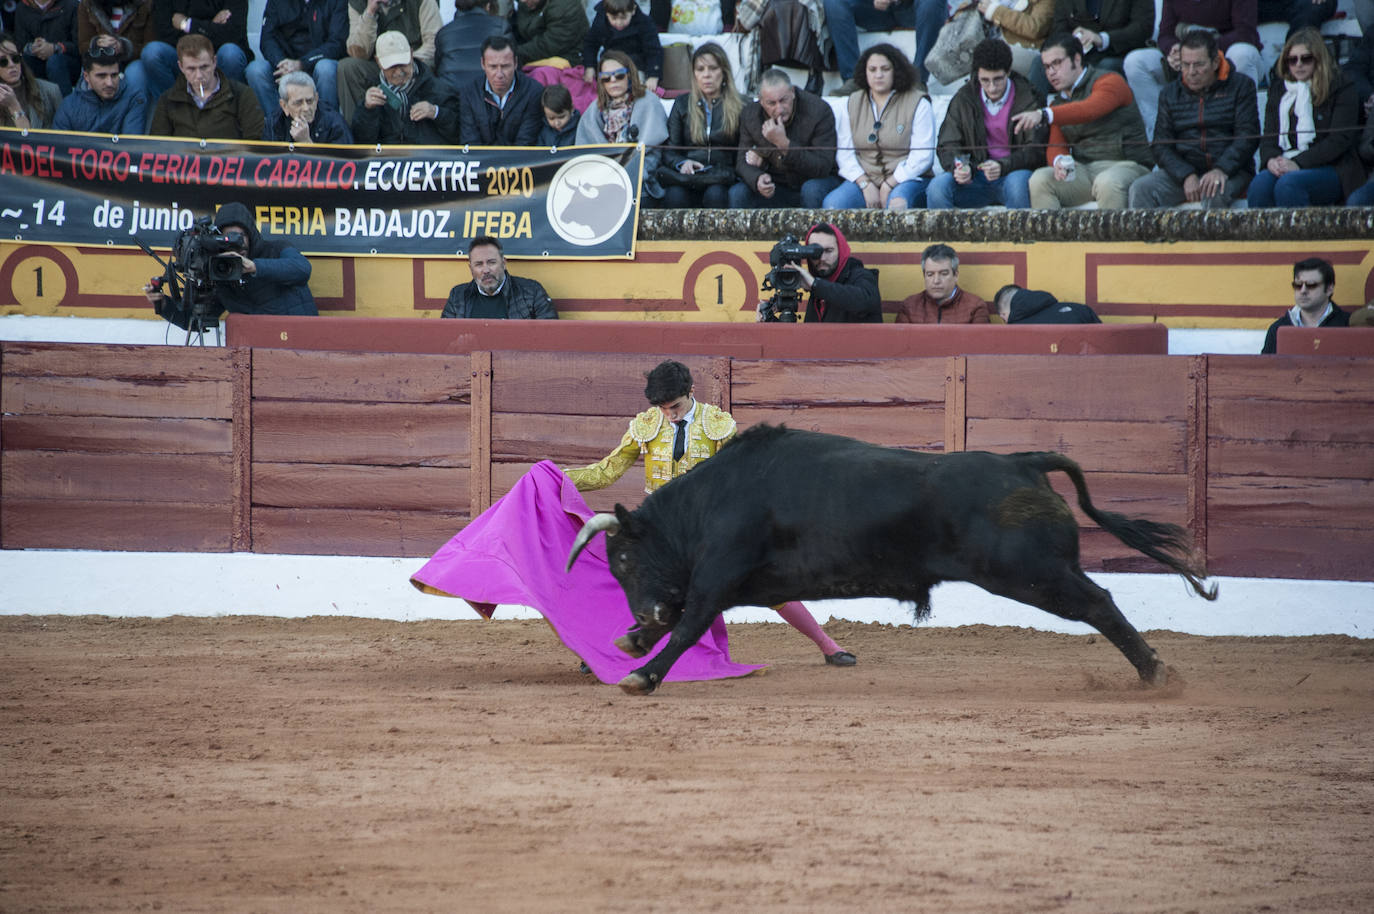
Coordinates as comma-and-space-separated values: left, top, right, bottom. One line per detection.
0, 130, 644, 259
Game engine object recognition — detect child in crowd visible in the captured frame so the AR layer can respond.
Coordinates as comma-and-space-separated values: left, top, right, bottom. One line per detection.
582, 0, 662, 93
538, 82, 580, 146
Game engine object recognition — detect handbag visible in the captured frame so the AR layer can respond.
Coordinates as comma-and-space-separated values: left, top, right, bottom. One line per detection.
660, 43, 694, 91
655, 162, 736, 188
923, 4, 987, 86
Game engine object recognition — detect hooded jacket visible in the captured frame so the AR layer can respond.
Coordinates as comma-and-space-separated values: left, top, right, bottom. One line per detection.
207, 202, 317, 316
53, 72, 149, 134
1006, 289, 1101, 324
801, 223, 881, 324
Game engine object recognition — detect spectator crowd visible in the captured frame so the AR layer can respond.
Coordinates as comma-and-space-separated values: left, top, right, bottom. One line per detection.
2, 0, 1372, 208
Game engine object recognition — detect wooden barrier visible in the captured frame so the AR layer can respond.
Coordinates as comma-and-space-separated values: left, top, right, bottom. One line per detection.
2, 341, 1370, 582
1277, 326, 1374, 355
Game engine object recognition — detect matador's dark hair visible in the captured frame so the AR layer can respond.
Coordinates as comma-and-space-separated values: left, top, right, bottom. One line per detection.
644, 360, 693, 406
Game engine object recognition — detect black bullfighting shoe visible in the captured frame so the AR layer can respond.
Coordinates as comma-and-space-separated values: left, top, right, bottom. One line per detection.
824, 650, 858, 667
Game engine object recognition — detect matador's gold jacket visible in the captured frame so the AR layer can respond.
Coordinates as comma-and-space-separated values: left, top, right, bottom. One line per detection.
566, 402, 737, 494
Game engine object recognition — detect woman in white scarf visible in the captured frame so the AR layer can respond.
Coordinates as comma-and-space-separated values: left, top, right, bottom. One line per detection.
1248, 27, 1362, 207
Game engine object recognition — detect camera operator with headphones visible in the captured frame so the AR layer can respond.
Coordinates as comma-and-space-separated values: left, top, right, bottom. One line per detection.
143, 202, 318, 322
757, 222, 882, 323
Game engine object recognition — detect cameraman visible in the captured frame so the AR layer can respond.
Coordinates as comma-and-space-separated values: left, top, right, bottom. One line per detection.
143, 202, 318, 318
759, 222, 881, 323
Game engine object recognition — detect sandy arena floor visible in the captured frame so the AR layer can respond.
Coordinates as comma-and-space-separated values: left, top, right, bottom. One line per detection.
2, 615, 1372, 913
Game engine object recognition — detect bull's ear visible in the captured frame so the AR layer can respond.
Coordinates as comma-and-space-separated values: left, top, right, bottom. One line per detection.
613, 503, 636, 537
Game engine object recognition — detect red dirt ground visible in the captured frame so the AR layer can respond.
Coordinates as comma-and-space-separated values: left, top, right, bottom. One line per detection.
2, 616, 1372, 913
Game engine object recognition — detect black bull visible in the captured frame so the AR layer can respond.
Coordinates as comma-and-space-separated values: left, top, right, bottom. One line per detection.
567, 425, 1217, 695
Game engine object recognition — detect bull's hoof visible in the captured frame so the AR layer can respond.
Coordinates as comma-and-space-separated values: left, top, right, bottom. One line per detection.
613, 634, 649, 658
1140, 659, 1168, 687
618, 672, 657, 695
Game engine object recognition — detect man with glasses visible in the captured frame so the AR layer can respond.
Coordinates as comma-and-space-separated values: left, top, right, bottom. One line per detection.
53, 41, 148, 133
1016, 33, 1151, 209
730, 68, 840, 209
1128, 29, 1259, 209
1261, 258, 1350, 354
928, 38, 1047, 209
456, 35, 541, 146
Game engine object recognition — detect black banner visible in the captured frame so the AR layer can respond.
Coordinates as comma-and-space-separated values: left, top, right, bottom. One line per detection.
0, 130, 644, 259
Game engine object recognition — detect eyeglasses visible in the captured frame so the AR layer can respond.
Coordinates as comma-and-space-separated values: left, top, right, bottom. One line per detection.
1042, 56, 1071, 71
867, 120, 882, 143
0, 53, 20, 67
599, 68, 628, 83
1291, 280, 1325, 291
1287, 53, 1316, 65
87, 40, 122, 59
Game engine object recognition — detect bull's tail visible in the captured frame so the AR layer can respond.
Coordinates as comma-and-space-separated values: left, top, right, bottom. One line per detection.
1029, 452, 1218, 601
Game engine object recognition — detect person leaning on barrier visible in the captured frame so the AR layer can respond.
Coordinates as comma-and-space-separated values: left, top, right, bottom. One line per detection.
757, 222, 881, 324
993, 283, 1102, 323
730, 68, 841, 209
53, 41, 148, 133
141, 202, 318, 318
149, 32, 264, 139
1261, 257, 1349, 354
442, 235, 557, 319
895, 243, 990, 324
264, 70, 353, 143
1127, 28, 1259, 210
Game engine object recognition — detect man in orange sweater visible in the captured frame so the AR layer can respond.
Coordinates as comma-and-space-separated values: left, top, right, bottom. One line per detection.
1013, 33, 1152, 209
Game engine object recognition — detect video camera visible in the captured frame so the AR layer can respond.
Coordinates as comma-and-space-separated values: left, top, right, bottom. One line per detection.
137, 216, 247, 344
758, 234, 823, 323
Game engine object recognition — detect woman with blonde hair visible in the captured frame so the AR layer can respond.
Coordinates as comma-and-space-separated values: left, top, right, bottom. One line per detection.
1248, 28, 1362, 207
659, 42, 743, 208
0, 31, 61, 128
576, 49, 668, 204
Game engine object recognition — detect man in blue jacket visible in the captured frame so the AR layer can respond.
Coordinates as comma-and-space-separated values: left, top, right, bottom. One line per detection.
53, 47, 148, 134
245, 0, 348, 117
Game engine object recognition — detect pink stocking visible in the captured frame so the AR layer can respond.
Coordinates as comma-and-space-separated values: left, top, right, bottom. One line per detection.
772, 601, 841, 656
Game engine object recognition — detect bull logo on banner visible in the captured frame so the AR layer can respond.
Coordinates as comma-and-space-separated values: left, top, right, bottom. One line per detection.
546, 154, 636, 248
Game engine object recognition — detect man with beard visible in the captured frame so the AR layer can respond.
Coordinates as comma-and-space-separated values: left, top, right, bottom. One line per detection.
758, 222, 881, 323
53, 43, 148, 132
350, 28, 457, 144
441, 235, 557, 319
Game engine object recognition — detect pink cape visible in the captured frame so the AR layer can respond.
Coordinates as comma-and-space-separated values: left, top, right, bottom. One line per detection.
410, 461, 764, 684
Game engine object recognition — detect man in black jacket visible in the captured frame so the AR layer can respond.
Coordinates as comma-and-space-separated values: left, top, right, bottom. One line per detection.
456, 35, 542, 146
442, 235, 557, 319
1050, 0, 1154, 75
759, 222, 880, 323
1128, 29, 1259, 209
994, 284, 1102, 323
351, 29, 458, 144
730, 69, 840, 209
434, 0, 510, 91
245, 0, 348, 117
1261, 258, 1349, 354
140, 0, 252, 99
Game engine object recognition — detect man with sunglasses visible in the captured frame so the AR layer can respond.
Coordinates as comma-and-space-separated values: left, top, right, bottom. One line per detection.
1261, 258, 1350, 354
53, 43, 148, 133
142, 202, 318, 319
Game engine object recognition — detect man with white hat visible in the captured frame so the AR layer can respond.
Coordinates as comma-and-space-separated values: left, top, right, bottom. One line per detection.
351, 28, 459, 144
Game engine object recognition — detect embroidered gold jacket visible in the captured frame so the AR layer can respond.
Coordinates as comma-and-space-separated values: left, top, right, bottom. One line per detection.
566, 402, 737, 494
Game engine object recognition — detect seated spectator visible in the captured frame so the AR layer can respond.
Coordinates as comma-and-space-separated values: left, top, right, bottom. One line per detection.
53, 44, 148, 132
822, 0, 946, 89
1249, 27, 1362, 208
338, 0, 441, 125
246, 0, 347, 120
660, 41, 743, 209
582, 0, 660, 94
977, 0, 1054, 81
1122, 0, 1261, 140
141, 0, 253, 103
264, 69, 353, 142
928, 38, 1046, 209
149, 32, 262, 138
0, 28, 61, 126
15, 0, 79, 96
993, 283, 1102, 322
538, 81, 578, 145
824, 43, 935, 210
1256, 0, 1335, 41
1261, 257, 1348, 353
142, 202, 317, 319
730, 68, 840, 209
1020, 33, 1152, 209
895, 243, 991, 323
456, 34, 542, 146
435, 0, 509, 92
442, 235, 557, 318
511, 0, 585, 67
351, 28, 457, 144
576, 50, 667, 204
1050, 0, 1155, 79
1347, 113, 1374, 205
77, 0, 156, 103
1341, 30, 1373, 113
1128, 29, 1259, 209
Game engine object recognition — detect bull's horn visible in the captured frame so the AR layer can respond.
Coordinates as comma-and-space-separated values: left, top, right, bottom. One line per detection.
565, 513, 620, 571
